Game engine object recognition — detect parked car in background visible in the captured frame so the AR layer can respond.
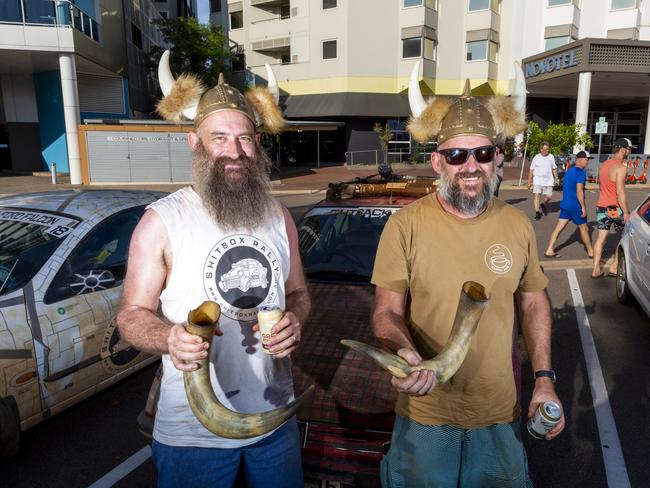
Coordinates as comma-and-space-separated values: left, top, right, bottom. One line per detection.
616, 191, 650, 317
0, 189, 166, 457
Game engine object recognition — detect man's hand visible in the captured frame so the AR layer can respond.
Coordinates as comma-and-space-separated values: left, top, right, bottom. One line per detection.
167, 323, 211, 372
391, 348, 437, 396
581, 206, 587, 218
527, 378, 565, 440
253, 311, 301, 358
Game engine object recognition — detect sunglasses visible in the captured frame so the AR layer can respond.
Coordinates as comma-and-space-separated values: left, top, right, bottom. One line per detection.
438, 145, 496, 166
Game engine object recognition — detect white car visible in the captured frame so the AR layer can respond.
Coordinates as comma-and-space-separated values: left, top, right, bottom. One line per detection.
0, 189, 166, 456
616, 192, 650, 317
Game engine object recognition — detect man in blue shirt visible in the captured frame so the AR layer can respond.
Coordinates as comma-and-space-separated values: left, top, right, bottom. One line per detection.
544, 150, 594, 258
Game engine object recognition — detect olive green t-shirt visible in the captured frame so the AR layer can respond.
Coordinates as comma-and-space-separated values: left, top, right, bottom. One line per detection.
371, 194, 548, 429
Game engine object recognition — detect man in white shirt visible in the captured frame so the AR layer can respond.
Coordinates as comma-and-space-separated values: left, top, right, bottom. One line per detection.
527, 142, 558, 220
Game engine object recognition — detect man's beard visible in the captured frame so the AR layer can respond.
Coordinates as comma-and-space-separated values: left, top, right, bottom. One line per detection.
192, 141, 273, 231
437, 166, 498, 216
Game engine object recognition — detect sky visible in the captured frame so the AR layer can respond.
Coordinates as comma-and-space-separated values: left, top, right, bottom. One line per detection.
197, 0, 209, 24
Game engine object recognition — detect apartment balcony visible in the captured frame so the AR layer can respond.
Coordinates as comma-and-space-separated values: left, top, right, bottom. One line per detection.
0, 0, 101, 43
251, 36, 290, 55
251, 0, 290, 8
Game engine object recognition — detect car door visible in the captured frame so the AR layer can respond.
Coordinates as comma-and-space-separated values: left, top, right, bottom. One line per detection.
34, 208, 148, 410
632, 196, 650, 312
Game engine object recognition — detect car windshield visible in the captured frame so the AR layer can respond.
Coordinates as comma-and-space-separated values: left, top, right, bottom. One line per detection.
298, 207, 396, 281
0, 210, 79, 296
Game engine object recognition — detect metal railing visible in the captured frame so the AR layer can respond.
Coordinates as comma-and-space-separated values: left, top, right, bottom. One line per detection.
0, 0, 101, 43
345, 149, 433, 166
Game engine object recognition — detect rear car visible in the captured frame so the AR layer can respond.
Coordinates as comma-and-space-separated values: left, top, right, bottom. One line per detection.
0, 189, 166, 456
616, 191, 650, 317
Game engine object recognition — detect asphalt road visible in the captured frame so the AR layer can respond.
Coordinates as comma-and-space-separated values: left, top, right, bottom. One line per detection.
1, 189, 648, 488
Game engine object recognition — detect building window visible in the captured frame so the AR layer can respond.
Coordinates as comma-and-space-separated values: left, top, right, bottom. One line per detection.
131, 23, 142, 49
611, 0, 636, 9
466, 40, 497, 61
210, 0, 221, 13
468, 0, 490, 11
281, 53, 291, 64
280, 5, 290, 18
423, 38, 436, 60
322, 40, 337, 59
545, 35, 570, 50
159, 11, 168, 19
402, 37, 422, 58
404, 0, 438, 8
548, 0, 571, 5
230, 11, 243, 29
323, 0, 337, 9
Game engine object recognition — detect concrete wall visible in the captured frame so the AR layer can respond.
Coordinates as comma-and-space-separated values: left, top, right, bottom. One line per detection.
34, 71, 67, 172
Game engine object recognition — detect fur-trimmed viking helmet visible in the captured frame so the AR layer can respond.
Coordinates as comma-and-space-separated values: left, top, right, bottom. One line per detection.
156, 50, 285, 134
407, 61, 528, 144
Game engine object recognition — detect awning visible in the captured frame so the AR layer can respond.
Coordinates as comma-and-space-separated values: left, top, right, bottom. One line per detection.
282, 93, 411, 118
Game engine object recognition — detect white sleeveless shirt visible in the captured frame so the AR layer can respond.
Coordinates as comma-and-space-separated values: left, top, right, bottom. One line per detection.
149, 187, 294, 448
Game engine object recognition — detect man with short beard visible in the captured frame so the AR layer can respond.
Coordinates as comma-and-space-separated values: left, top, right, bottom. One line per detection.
371, 79, 564, 487
116, 57, 310, 488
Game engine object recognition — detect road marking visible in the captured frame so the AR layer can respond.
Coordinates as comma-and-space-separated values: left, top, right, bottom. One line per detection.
88, 445, 151, 488
567, 269, 630, 488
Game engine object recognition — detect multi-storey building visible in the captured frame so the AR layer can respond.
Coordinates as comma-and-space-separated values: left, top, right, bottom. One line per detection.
0, 0, 194, 181
220, 0, 650, 164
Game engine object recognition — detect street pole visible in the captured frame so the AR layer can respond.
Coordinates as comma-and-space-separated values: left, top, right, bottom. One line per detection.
596, 132, 603, 183
518, 131, 530, 187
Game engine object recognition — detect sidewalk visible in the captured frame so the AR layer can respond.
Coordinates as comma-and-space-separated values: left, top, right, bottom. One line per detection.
0, 163, 646, 197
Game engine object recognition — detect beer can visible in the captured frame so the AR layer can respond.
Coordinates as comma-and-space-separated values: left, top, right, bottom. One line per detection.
257, 305, 283, 354
527, 401, 562, 439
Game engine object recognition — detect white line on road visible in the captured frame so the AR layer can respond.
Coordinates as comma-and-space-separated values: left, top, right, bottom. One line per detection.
566, 269, 630, 488
88, 445, 151, 488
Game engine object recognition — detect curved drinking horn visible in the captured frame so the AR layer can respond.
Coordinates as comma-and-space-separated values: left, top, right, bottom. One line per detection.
158, 50, 199, 121
183, 301, 314, 439
408, 60, 428, 118
341, 281, 489, 384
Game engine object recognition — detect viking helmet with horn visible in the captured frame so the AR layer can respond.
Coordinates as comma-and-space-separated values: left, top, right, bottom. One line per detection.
156, 50, 285, 134
407, 61, 528, 144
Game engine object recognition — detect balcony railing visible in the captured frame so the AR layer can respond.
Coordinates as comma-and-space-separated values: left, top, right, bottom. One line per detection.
0, 0, 101, 43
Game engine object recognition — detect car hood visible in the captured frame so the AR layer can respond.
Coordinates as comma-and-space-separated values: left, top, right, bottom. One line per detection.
291, 282, 396, 430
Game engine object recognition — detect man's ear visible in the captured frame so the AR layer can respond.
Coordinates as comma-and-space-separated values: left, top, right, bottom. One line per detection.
431, 151, 442, 174
188, 131, 200, 151
255, 133, 261, 145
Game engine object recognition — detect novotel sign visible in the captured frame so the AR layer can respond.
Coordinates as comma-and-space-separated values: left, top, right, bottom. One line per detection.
524, 49, 577, 78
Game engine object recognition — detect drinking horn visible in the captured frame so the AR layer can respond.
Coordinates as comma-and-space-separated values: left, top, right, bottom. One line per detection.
183, 301, 314, 439
341, 281, 489, 384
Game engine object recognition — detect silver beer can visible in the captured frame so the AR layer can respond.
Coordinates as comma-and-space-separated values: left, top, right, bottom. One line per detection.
257, 305, 283, 354
527, 401, 562, 439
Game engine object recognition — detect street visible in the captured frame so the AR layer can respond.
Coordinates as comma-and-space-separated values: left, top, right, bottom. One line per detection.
0, 188, 648, 488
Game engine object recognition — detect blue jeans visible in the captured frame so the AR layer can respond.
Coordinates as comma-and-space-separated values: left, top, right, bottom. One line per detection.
152, 418, 303, 488
381, 415, 532, 488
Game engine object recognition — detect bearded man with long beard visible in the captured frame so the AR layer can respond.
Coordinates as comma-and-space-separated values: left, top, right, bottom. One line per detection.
371, 72, 564, 487
117, 53, 310, 488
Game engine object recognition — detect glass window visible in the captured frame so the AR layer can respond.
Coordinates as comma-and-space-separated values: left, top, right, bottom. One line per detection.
424, 37, 436, 60
404, 0, 438, 7
280, 5, 290, 18
323, 0, 337, 9
402, 37, 422, 58
545, 35, 570, 50
548, 0, 571, 6
44, 209, 144, 304
0, 1, 23, 22
468, 0, 490, 11
210, 0, 221, 13
24, 0, 56, 24
230, 11, 243, 29
322, 40, 337, 59
611, 0, 636, 9
466, 40, 487, 60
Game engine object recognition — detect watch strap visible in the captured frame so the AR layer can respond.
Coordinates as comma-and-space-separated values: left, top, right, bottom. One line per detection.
534, 370, 556, 383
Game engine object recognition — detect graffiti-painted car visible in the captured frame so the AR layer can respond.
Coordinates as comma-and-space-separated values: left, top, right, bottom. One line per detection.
0, 189, 166, 456
218, 258, 269, 293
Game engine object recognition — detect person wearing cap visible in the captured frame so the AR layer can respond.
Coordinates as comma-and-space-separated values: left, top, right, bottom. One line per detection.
543, 150, 595, 259
371, 65, 564, 487
527, 142, 559, 220
116, 52, 310, 487
591, 137, 633, 278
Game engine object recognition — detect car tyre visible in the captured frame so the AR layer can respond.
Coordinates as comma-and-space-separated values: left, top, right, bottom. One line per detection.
0, 396, 20, 457
616, 250, 633, 305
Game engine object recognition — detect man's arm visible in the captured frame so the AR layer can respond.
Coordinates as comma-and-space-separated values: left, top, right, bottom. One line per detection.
576, 181, 587, 218
116, 209, 208, 371
257, 207, 311, 358
613, 164, 630, 222
516, 289, 565, 440
373, 286, 436, 396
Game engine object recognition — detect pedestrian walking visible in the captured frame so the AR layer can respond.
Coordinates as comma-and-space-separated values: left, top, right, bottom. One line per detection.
544, 150, 594, 258
527, 142, 558, 220
493, 144, 505, 197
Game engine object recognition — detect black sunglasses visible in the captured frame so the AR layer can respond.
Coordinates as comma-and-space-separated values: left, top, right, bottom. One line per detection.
438, 145, 496, 166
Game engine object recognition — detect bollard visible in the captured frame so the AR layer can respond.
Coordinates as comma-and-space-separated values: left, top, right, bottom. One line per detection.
51, 163, 57, 185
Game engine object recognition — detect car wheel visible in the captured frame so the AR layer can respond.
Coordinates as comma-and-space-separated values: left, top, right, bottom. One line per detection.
0, 396, 20, 457
616, 250, 633, 305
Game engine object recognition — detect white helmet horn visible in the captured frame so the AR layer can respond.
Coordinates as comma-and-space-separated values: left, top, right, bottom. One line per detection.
265, 64, 280, 104
157, 50, 198, 121
513, 61, 527, 115
408, 60, 428, 118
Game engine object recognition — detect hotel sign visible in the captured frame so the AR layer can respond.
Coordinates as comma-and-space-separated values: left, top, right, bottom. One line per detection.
524, 49, 577, 78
